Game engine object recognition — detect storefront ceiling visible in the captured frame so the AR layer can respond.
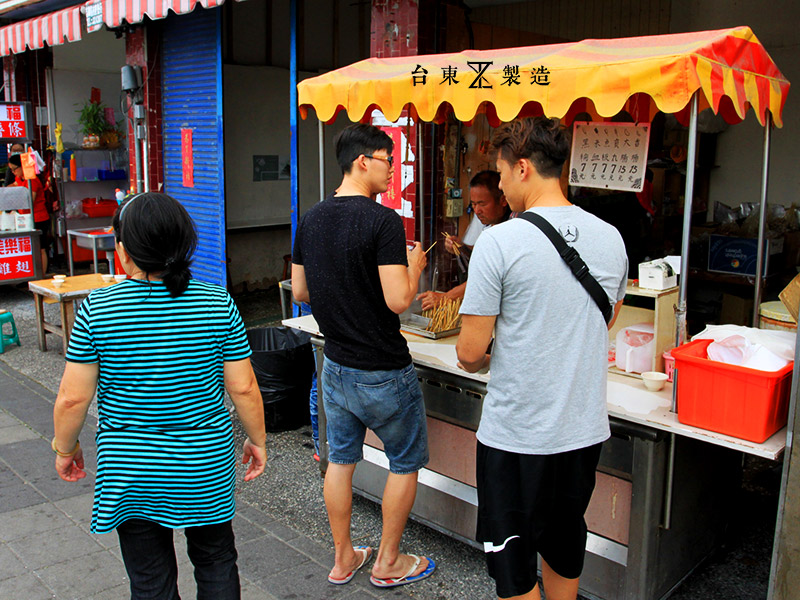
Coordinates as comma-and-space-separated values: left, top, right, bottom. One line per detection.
298, 26, 790, 128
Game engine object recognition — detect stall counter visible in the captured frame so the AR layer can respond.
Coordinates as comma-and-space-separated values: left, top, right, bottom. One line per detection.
283, 314, 785, 460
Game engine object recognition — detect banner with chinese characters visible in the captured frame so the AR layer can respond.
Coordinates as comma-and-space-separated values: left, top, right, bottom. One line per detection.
181, 128, 194, 188
0, 102, 32, 143
0, 235, 34, 281
377, 127, 403, 210
569, 122, 650, 192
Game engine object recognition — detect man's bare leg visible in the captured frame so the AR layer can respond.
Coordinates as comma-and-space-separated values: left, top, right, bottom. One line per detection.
541, 558, 580, 600
324, 463, 363, 580
499, 582, 542, 600
371, 471, 429, 579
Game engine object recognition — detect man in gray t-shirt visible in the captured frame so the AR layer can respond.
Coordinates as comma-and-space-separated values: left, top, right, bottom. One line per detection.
457, 117, 627, 600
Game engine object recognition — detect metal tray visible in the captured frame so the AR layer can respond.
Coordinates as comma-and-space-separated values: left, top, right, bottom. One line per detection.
400, 312, 461, 339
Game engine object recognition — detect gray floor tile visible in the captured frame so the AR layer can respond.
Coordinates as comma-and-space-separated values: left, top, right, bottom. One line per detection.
0, 543, 27, 581
176, 564, 197, 598
9, 524, 105, 569
36, 549, 128, 598
53, 492, 94, 522
0, 483, 47, 512
0, 424, 40, 444
237, 534, 310, 583
286, 534, 333, 565
29, 473, 95, 503
91, 583, 131, 599
241, 581, 279, 600
258, 559, 354, 600
0, 462, 23, 488
233, 514, 269, 544
0, 411, 20, 428
235, 501, 277, 529
0, 571, 54, 600
262, 518, 301, 542
0, 502, 69, 540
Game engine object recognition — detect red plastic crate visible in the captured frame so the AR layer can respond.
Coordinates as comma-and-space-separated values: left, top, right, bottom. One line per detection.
672, 339, 793, 443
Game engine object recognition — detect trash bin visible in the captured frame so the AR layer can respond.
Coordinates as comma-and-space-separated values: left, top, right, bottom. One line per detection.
247, 327, 315, 432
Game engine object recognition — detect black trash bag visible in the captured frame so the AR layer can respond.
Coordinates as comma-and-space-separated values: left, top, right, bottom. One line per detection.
247, 327, 314, 432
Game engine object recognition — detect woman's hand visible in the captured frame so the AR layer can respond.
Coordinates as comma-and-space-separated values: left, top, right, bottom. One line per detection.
55, 447, 86, 482
242, 439, 267, 482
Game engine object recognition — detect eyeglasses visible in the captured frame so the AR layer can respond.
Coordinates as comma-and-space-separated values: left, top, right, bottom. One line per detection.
364, 154, 394, 167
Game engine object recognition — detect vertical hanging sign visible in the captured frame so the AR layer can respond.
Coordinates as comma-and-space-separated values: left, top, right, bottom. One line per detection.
181, 128, 194, 188
378, 127, 403, 210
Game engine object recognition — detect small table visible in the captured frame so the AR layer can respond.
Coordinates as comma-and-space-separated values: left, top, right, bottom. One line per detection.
27, 274, 118, 354
66, 228, 116, 276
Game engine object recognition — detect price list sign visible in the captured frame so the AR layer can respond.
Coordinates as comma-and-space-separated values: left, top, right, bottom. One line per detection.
569, 122, 650, 193
0, 235, 34, 281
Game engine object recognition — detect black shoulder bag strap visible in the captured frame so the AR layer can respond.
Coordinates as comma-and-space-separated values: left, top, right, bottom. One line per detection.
516, 211, 614, 325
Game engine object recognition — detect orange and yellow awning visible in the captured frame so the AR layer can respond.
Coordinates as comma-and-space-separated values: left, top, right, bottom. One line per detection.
298, 26, 789, 128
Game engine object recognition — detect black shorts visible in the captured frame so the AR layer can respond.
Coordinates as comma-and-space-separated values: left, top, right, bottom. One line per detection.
476, 440, 603, 599
34, 219, 52, 250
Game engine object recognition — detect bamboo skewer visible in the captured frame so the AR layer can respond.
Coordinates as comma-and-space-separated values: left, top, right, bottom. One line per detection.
442, 231, 461, 256
425, 241, 437, 254
422, 297, 463, 332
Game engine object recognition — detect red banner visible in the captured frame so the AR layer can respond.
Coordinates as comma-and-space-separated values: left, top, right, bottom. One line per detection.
0, 103, 27, 140
378, 127, 402, 210
181, 128, 194, 188
0, 235, 34, 281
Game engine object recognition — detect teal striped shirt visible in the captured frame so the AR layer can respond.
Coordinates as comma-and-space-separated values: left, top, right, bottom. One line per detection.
65, 278, 252, 534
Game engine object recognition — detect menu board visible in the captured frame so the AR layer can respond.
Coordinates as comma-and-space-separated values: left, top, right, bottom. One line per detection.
569, 122, 650, 193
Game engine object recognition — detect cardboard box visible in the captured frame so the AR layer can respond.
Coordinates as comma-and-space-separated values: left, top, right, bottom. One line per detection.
707, 235, 784, 276
779, 273, 800, 323
719, 293, 754, 326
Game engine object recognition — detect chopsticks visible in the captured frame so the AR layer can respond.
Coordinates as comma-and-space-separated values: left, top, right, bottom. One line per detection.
442, 231, 462, 256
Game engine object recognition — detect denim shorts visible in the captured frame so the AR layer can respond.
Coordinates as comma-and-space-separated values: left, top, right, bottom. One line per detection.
321, 357, 429, 475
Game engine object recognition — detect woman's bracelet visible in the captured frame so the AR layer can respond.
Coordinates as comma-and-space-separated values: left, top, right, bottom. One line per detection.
51, 437, 80, 457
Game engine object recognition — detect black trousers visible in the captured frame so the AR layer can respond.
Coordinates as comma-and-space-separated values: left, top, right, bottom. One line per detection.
116, 518, 240, 600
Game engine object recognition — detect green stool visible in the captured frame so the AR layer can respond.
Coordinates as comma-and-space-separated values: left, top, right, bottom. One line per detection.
0, 309, 20, 354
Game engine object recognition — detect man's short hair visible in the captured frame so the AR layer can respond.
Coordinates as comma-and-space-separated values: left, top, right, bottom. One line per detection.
333, 124, 394, 174
469, 170, 502, 202
491, 117, 570, 179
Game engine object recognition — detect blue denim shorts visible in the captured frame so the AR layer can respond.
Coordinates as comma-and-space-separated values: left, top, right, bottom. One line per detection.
321, 357, 429, 475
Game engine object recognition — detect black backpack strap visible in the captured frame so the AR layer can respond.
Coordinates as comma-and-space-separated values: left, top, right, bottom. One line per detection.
516, 211, 614, 325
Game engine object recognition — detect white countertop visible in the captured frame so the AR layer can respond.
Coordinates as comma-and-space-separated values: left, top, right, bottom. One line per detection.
283, 315, 786, 460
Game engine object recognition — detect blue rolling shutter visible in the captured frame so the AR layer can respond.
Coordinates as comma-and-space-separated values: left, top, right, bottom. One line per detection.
162, 8, 225, 286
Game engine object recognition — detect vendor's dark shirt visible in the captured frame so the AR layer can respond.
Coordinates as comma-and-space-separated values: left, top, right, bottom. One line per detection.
293, 194, 411, 371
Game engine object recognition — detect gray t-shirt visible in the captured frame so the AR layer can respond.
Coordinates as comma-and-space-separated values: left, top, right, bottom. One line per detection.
461, 205, 628, 455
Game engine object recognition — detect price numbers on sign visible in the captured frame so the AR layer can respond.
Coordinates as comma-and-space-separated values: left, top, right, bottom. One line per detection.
568, 122, 650, 193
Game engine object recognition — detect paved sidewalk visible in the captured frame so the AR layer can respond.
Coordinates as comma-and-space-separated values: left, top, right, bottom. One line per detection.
0, 363, 422, 600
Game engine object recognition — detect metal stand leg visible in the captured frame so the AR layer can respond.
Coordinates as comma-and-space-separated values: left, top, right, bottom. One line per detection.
67, 232, 74, 276
91, 239, 99, 274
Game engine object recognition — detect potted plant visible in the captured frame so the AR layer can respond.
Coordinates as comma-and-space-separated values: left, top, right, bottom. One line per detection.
76, 100, 109, 148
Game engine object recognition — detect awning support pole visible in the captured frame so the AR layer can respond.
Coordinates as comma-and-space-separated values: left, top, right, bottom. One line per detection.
752, 112, 773, 327
289, 0, 299, 316
318, 120, 325, 203
418, 123, 425, 254
664, 92, 699, 531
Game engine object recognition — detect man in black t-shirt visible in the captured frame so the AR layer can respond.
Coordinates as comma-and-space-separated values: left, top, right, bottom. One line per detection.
292, 124, 435, 589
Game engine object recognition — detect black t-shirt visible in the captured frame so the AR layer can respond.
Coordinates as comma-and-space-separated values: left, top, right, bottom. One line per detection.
293, 195, 411, 370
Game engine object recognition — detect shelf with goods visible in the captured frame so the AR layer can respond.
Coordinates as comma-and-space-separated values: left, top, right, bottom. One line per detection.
56, 148, 128, 264
609, 280, 678, 377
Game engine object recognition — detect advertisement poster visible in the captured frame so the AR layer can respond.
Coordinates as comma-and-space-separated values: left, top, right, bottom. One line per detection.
0, 103, 30, 142
0, 235, 34, 281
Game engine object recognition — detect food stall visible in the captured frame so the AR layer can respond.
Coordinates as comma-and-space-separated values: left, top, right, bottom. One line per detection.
0, 186, 43, 285
291, 27, 791, 600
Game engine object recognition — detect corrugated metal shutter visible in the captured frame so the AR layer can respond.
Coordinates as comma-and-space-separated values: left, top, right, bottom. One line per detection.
162, 8, 225, 286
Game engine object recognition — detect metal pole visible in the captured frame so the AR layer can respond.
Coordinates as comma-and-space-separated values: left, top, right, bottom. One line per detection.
752, 113, 772, 327
289, 0, 299, 248
664, 93, 700, 531
318, 119, 325, 203
418, 123, 425, 252
674, 93, 700, 377
133, 125, 143, 194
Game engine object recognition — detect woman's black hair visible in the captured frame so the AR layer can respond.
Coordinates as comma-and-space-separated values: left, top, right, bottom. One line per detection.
7, 154, 21, 168
112, 192, 197, 297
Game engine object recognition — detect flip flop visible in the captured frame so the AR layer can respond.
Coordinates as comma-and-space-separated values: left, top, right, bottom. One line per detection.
369, 554, 436, 588
327, 546, 373, 585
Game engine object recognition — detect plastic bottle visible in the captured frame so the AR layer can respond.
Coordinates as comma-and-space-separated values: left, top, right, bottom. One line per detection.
69, 154, 76, 181
115, 189, 125, 204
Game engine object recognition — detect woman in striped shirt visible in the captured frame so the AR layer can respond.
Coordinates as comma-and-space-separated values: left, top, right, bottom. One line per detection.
53, 192, 266, 600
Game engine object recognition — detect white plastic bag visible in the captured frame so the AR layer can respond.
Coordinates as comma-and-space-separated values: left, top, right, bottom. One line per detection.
706, 334, 790, 372
694, 324, 795, 361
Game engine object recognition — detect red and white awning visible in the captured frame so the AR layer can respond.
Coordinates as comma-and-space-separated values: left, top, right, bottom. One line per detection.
86, 0, 240, 30
0, 4, 82, 56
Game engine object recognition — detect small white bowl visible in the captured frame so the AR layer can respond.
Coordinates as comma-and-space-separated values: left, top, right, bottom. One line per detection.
52, 279, 64, 288
101, 274, 114, 283
53, 274, 66, 280
641, 371, 668, 392
114, 274, 127, 282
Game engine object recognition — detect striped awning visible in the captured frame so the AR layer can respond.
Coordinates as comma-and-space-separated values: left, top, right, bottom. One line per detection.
85, 0, 242, 30
0, 4, 82, 56
298, 26, 790, 128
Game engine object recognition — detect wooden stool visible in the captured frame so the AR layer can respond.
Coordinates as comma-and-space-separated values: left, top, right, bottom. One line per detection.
0, 309, 20, 354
